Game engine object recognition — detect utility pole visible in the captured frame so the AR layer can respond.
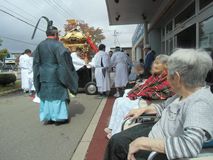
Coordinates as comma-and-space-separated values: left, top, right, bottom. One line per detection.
113, 30, 120, 47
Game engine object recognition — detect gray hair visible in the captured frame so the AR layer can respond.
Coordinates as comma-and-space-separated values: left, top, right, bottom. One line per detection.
155, 54, 169, 64
134, 61, 144, 68
168, 49, 213, 88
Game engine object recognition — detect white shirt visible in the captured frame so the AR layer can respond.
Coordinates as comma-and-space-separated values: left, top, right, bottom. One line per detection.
19, 54, 30, 69
71, 52, 86, 71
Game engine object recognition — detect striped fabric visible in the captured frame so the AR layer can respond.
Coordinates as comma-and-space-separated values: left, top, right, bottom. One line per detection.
149, 87, 213, 159
165, 128, 205, 159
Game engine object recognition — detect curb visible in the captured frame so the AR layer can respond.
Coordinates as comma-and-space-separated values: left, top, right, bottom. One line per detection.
70, 98, 107, 160
0, 88, 21, 96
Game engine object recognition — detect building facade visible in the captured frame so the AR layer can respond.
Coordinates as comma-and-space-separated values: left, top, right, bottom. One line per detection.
106, 0, 213, 61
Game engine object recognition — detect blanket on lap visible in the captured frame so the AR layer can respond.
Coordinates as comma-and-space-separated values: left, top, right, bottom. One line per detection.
127, 70, 174, 100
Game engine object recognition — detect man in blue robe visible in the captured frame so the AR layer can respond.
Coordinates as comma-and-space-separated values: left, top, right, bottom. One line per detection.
32, 17, 78, 125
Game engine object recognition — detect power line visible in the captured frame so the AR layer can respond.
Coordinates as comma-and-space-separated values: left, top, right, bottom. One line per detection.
0, 35, 37, 46
113, 30, 120, 46
53, 0, 74, 17
103, 29, 134, 34
29, 0, 41, 8
52, 0, 71, 17
44, 0, 68, 19
30, 0, 60, 19
58, 0, 77, 15
26, 0, 62, 28
0, 5, 34, 24
4, 0, 37, 20
0, 8, 45, 32
1, 1, 47, 29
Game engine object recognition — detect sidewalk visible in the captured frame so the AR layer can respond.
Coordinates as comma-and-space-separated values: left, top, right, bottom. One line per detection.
71, 97, 115, 160
71, 96, 213, 160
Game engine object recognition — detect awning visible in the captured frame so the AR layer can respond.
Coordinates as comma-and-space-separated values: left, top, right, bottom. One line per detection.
105, 0, 176, 27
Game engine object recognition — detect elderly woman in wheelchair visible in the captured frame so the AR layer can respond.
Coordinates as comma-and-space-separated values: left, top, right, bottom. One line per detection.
104, 55, 174, 138
104, 49, 213, 160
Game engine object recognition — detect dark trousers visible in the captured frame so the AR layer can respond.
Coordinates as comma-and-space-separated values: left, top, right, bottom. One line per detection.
104, 124, 167, 160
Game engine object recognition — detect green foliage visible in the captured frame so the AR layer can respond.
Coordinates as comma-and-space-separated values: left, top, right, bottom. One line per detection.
0, 73, 16, 85
0, 48, 9, 61
0, 38, 2, 46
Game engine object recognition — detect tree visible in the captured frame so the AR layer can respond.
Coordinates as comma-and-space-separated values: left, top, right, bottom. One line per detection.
0, 48, 9, 61
0, 38, 2, 46
64, 20, 105, 45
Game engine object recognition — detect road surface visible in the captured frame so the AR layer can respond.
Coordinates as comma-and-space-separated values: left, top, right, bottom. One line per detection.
0, 92, 101, 160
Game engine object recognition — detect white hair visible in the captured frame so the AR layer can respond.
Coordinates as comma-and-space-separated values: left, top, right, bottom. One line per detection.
155, 54, 169, 64
168, 49, 213, 88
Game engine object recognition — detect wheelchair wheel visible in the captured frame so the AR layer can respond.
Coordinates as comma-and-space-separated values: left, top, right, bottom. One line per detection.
85, 82, 97, 95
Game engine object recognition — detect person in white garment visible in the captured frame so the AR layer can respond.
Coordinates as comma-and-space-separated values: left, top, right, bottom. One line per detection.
91, 44, 111, 98
71, 47, 86, 71
24, 51, 40, 102
27, 52, 35, 96
110, 46, 128, 97
70, 47, 89, 97
19, 49, 31, 93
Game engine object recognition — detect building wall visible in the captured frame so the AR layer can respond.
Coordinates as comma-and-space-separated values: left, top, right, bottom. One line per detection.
135, 47, 142, 61
132, 0, 213, 57
149, 28, 161, 54
156, 0, 213, 54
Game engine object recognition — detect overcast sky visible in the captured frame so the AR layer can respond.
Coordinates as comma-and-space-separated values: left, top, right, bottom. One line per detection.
0, 0, 136, 53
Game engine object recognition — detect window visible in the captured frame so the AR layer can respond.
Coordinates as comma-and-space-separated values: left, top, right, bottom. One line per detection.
199, 0, 213, 10
175, 1, 195, 27
166, 40, 169, 54
166, 21, 173, 34
162, 28, 165, 39
161, 41, 165, 53
199, 16, 213, 49
169, 38, 173, 54
166, 38, 173, 55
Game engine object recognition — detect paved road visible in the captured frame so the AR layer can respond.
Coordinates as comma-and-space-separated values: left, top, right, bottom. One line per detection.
0, 92, 101, 160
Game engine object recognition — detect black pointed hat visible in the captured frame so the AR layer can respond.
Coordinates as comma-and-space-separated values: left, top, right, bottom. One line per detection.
31, 16, 58, 39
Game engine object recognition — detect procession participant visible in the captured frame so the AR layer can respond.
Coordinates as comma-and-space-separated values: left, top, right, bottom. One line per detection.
108, 51, 115, 88
143, 44, 155, 78
32, 16, 78, 125
126, 52, 133, 74
111, 46, 128, 97
27, 52, 35, 96
71, 47, 90, 92
71, 47, 86, 71
109, 51, 113, 58
91, 44, 110, 98
19, 49, 31, 93
33, 94, 41, 103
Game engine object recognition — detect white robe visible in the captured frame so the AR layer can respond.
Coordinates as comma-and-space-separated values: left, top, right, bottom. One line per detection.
110, 51, 128, 88
27, 57, 35, 91
19, 54, 30, 90
71, 52, 86, 71
108, 90, 162, 135
33, 94, 40, 103
91, 51, 111, 93
108, 96, 141, 135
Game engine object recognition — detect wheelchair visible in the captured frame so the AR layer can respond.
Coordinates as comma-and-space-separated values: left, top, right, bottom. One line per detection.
77, 66, 97, 95
122, 114, 213, 160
